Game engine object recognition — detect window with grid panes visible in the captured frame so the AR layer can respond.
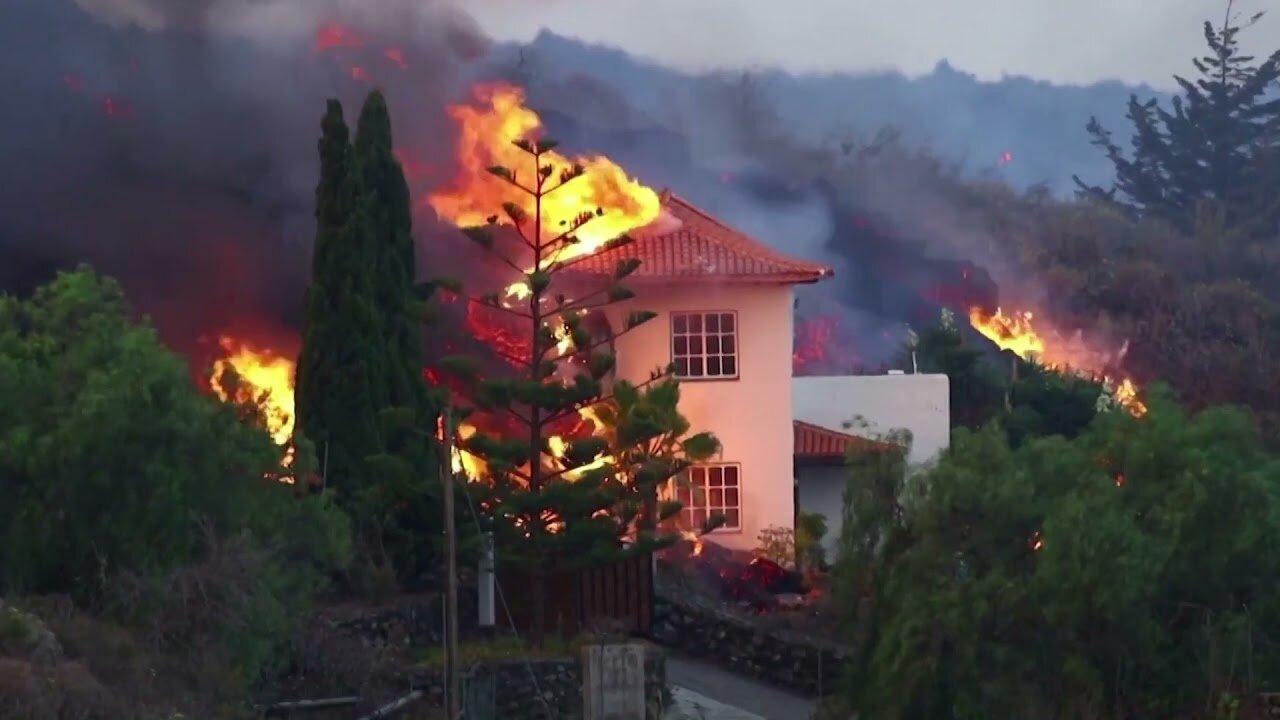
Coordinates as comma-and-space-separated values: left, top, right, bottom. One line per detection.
670, 311, 738, 379
676, 464, 741, 531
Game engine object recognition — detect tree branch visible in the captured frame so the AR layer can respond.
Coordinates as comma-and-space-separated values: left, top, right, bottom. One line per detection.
544, 319, 653, 366
466, 296, 533, 320
540, 372, 671, 425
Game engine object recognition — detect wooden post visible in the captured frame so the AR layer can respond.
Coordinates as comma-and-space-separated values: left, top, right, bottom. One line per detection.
441, 409, 461, 719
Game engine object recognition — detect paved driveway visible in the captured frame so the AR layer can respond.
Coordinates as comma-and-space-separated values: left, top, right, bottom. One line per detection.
665, 653, 817, 720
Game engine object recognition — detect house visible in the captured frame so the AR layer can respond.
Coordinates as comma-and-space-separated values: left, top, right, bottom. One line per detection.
573, 190, 833, 552
793, 373, 951, 555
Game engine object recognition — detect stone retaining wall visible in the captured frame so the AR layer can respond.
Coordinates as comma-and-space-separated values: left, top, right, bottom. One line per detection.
651, 591, 849, 698
320, 591, 478, 650
411, 643, 667, 720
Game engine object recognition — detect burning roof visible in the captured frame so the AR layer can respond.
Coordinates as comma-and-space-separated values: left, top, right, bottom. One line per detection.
570, 191, 834, 284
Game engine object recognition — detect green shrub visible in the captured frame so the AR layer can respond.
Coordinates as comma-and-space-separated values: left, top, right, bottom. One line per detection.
0, 268, 351, 687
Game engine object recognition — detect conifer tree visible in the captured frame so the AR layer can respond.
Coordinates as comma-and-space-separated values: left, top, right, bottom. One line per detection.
352, 91, 429, 420
295, 99, 383, 495
297, 93, 443, 584
1075, 3, 1280, 236
440, 138, 718, 645
349, 90, 443, 581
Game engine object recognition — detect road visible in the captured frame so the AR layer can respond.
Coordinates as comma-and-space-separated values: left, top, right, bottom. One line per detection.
665, 653, 818, 720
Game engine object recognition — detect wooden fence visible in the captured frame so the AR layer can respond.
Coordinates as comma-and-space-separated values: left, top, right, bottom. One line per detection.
497, 552, 654, 638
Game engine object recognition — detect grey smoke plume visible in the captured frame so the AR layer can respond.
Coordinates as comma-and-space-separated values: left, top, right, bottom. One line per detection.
0, 0, 488, 360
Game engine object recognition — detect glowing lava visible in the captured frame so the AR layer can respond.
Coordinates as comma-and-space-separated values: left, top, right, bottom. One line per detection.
969, 307, 1147, 416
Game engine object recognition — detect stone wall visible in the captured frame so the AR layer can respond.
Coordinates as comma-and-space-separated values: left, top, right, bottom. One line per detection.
411, 643, 668, 720
320, 591, 478, 650
651, 590, 849, 698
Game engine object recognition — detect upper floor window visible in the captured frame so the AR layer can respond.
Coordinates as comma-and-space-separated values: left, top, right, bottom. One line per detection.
671, 311, 738, 379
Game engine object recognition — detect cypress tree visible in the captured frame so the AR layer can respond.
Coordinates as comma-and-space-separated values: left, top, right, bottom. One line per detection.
348, 90, 445, 582
351, 90, 429, 423
295, 99, 383, 497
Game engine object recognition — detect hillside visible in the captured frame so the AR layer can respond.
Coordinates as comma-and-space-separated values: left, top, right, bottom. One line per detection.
494, 30, 1168, 195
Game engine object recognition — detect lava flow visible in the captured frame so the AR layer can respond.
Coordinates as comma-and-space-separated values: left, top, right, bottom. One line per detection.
968, 307, 1147, 416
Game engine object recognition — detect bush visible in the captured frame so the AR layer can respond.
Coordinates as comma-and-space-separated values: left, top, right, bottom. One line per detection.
836, 389, 1280, 718
0, 267, 351, 690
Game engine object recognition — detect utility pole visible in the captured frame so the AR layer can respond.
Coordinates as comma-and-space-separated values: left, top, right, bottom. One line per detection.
440, 408, 461, 719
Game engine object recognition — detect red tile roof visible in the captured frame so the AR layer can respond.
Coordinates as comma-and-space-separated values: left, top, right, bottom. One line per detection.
570, 190, 834, 284
794, 420, 898, 460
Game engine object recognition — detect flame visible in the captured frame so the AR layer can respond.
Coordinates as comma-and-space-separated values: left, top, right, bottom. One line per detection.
209, 336, 296, 480
449, 404, 613, 484
427, 83, 662, 301
1112, 378, 1145, 415
968, 307, 1045, 358
449, 421, 486, 479
680, 530, 706, 557
968, 307, 1147, 416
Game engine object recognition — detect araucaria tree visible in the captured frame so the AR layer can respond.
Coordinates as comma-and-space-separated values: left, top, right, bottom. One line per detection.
295, 91, 440, 580
441, 138, 717, 645
1075, 2, 1280, 236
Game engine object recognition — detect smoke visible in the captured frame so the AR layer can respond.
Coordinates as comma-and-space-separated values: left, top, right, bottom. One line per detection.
0, 0, 1104, 372
506, 57, 1008, 367
0, 0, 487, 363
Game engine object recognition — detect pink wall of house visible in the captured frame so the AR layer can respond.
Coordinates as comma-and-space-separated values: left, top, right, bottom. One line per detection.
606, 281, 797, 553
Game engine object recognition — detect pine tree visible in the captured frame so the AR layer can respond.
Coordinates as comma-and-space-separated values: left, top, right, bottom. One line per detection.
1075, 3, 1280, 236
440, 137, 717, 646
295, 99, 384, 495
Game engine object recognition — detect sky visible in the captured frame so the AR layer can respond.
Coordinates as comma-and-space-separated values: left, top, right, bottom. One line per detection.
72, 0, 1276, 90
466, 0, 1275, 89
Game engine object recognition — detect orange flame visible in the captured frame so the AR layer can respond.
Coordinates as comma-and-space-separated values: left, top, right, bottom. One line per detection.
209, 336, 296, 480
450, 403, 613, 484
680, 530, 706, 557
968, 307, 1147, 416
427, 82, 662, 299
967, 307, 1044, 358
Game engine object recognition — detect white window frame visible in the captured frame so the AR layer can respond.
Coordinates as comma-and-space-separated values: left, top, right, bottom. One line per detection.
675, 463, 742, 533
670, 310, 739, 380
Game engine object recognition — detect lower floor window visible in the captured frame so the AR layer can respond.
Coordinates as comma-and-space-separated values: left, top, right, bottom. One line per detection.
676, 464, 741, 531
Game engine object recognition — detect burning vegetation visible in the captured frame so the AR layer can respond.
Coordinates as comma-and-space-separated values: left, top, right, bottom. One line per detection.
968, 306, 1146, 416
428, 83, 662, 259
208, 336, 298, 478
